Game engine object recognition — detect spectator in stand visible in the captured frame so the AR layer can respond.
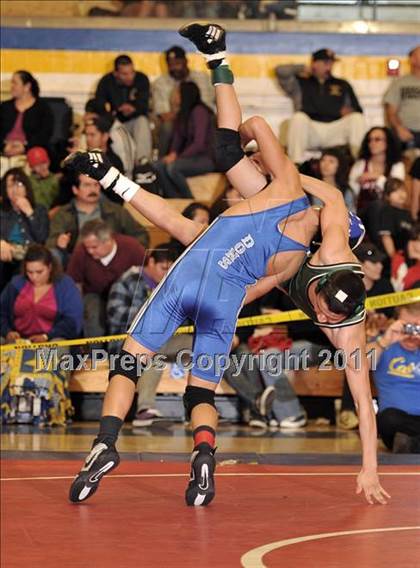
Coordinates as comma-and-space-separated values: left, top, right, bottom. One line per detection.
349, 127, 404, 216
0, 244, 82, 343
183, 202, 210, 225
0, 168, 49, 290
410, 157, 420, 220
223, 300, 277, 429
95, 54, 152, 162
276, 49, 365, 164
371, 302, 420, 453
0, 70, 53, 157
379, 178, 413, 261
107, 244, 189, 427
311, 147, 355, 211
152, 45, 214, 156
391, 223, 420, 291
83, 99, 136, 178
88, 0, 170, 17
260, 290, 332, 427
383, 46, 420, 150
154, 82, 215, 198
84, 116, 125, 203
356, 244, 395, 312
67, 219, 145, 338
27, 146, 59, 209
47, 173, 149, 266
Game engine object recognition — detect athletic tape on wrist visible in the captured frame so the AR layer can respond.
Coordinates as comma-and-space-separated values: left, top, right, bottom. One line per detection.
100, 168, 139, 202
100, 166, 120, 189
206, 51, 227, 62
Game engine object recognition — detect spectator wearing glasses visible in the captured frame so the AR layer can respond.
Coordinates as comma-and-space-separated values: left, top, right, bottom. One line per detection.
0, 168, 49, 290
349, 127, 404, 216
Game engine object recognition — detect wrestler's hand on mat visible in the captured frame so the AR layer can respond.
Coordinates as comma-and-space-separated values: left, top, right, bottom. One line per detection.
356, 470, 391, 505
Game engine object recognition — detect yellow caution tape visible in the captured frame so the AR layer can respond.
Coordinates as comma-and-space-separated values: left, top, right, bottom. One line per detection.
2, 289, 418, 351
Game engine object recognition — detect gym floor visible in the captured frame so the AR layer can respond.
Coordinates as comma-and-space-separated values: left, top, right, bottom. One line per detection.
2, 422, 420, 567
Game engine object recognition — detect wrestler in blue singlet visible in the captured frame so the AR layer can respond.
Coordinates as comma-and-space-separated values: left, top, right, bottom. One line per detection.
129, 195, 311, 383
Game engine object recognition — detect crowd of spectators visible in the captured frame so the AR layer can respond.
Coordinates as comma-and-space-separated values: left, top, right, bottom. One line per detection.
86, 1, 297, 20
0, 40, 419, 450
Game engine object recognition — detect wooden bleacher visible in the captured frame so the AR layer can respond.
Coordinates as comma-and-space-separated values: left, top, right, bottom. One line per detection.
69, 362, 345, 398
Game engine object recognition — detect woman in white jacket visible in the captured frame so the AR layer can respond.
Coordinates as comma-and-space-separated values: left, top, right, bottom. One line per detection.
349, 126, 405, 214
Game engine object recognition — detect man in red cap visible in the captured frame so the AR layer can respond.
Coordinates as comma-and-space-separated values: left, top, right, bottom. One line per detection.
276, 48, 366, 164
27, 146, 59, 209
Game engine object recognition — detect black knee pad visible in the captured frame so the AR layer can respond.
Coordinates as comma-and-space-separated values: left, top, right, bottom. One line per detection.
214, 127, 245, 172
183, 385, 216, 419
108, 349, 145, 385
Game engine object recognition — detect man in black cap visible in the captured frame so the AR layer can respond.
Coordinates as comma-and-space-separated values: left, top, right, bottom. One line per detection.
152, 45, 214, 156
276, 48, 365, 164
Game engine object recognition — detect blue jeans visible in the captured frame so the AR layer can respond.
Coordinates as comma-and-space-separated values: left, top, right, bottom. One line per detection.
154, 155, 215, 198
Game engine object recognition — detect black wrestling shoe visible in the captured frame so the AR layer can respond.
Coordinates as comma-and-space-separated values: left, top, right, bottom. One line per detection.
69, 441, 120, 503
179, 23, 226, 68
185, 444, 216, 507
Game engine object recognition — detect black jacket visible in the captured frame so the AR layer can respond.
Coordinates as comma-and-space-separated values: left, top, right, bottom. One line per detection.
95, 72, 150, 123
0, 98, 54, 150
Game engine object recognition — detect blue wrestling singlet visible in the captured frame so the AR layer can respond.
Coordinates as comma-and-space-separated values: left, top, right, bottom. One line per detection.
128, 196, 311, 383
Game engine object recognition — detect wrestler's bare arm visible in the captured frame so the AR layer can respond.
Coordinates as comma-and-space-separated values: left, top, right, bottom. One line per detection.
243, 275, 279, 305
322, 323, 390, 505
299, 174, 342, 204
300, 175, 353, 263
226, 116, 301, 200
239, 116, 295, 180
128, 187, 203, 246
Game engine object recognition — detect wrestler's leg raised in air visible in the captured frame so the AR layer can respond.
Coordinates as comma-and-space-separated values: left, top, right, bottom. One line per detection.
69, 336, 155, 502
180, 22, 300, 199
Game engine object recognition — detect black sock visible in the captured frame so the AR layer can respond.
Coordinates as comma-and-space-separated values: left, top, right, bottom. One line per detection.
94, 415, 123, 446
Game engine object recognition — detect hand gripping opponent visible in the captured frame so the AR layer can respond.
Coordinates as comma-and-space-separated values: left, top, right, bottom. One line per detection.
64, 150, 139, 202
